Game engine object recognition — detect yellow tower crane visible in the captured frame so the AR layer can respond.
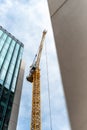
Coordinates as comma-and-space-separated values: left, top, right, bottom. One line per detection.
26, 30, 47, 130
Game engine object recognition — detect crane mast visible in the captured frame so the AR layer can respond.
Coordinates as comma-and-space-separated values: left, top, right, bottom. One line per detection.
26, 30, 47, 130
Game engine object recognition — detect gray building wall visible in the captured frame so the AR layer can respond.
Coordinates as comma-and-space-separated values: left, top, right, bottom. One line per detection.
47, 0, 87, 130
8, 60, 25, 130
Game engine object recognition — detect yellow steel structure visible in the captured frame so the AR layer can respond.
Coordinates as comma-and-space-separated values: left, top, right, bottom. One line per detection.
26, 30, 47, 130
31, 68, 41, 130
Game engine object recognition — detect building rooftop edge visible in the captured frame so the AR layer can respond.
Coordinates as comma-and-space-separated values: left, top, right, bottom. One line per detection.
0, 25, 24, 47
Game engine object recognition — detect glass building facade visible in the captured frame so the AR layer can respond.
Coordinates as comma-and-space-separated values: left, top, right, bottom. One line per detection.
0, 26, 24, 129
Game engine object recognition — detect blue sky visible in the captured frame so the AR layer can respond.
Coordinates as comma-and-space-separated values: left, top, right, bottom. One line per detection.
0, 0, 71, 130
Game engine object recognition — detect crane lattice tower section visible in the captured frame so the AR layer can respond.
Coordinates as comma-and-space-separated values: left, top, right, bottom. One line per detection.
31, 68, 41, 130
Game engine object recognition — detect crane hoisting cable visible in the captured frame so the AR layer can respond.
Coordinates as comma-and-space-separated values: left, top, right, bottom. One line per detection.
26, 30, 47, 130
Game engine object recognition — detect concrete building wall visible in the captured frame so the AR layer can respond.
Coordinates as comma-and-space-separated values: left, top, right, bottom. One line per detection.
8, 60, 25, 130
47, 0, 87, 130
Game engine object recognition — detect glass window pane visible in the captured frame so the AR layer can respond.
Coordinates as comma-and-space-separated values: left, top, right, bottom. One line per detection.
14, 49, 21, 78
2, 33, 7, 40
3, 60, 9, 70
11, 77, 17, 92
11, 40, 16, 47
6, 37, 11, 44
6, 41, 15, 62
0, 40, 4, 51
4, 42, 9, 50
5, 73, 12, 87
4, 83, 9, 89
13, 51, 18, 58
11, 43, 19, 65
15, 43, 20, 51
8, 64, 14, 74
1, 48, 7, 57
9, 45, 14, 53
11, 57, 16, 65
14, 65, 19, 77
20, 47, 24, 54
0, 34, 7, 51
19, 47, 24, 59
0, 79, 3, 84
3, 37, 11, 51
6, 52, 12, 62
0, 30, 3, 37
0, 68, 7, 82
